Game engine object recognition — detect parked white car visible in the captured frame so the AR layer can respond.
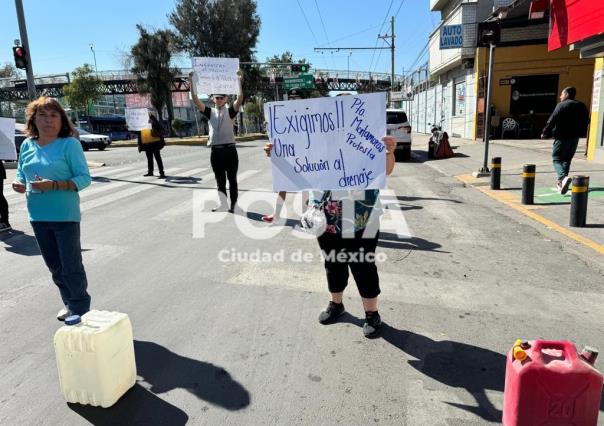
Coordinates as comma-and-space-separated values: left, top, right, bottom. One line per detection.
76, 128, 111, 151
386, 109, 412, 161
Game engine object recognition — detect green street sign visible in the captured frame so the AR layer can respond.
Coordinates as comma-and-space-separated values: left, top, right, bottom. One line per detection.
283, 74, 315, 90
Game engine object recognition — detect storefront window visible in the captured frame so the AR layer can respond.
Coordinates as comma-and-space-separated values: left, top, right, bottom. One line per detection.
453, 82, 465, 116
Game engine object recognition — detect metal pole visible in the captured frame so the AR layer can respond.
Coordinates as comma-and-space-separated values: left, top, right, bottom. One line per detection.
14, 0, 36, 100
89, 44, 98, 75
480, 43, 496, 174
424, 66, 428, 134
391, 16, 395, 108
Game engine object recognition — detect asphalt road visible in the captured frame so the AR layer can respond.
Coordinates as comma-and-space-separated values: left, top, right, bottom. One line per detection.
2, 141, 604, 425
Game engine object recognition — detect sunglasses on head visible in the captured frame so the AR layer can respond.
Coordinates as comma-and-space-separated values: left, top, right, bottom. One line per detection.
214, 96, 225, 100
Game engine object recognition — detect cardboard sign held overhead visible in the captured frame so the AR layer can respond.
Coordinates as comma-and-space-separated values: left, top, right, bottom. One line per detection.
192, 57, 239, 95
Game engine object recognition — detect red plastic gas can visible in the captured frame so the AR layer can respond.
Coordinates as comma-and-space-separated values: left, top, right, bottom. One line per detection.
503, 340, 603, 425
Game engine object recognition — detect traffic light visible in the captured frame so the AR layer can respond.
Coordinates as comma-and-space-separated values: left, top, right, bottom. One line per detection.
477, 21, 501, 47
13, 46, 27, 69
291, 63, 309, 73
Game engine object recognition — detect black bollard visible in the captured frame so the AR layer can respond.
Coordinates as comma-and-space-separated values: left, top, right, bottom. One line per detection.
491, 157, 501, 190
570, 175, 589, 227
521, 164, 536, 205
428, 140, 435, 159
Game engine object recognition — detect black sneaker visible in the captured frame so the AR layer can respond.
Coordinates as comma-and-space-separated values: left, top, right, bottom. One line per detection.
318, 301, 345, 324
363, 311, 382, 338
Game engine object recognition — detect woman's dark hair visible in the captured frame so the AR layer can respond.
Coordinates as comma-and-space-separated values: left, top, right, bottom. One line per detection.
25, 96, 75, 138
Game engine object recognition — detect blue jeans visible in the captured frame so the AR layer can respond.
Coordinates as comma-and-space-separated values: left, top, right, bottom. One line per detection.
31, 221, 90, 315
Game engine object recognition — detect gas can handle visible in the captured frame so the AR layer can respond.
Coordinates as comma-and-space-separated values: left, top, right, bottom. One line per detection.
532, 340, 578, 363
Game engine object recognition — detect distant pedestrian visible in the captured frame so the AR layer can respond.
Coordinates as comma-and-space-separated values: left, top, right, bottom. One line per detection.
0, 160, 11, 232
138, 113, 166, 178
189, 70, 244, 213
11, 96, 92, 320
541, 86, 590, 194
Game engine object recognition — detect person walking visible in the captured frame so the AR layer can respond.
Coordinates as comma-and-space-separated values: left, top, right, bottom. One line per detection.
265, 135, 397, 338
541, 86, 590, 194
0, 160, 11, 232
12, 96, 92, 320
138, 113, 166, 178
189, 71, 243, 213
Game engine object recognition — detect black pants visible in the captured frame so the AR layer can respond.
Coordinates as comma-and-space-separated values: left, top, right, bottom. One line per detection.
317, 230, 380, 299
0, 179, 9, 225
210, 146, 239, 207
145, 149, 164, 174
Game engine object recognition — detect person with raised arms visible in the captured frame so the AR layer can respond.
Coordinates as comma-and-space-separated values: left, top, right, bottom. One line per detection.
189, 70, 243, 213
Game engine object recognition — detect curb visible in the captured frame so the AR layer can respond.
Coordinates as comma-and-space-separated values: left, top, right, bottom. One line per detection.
109, 134, 268, 148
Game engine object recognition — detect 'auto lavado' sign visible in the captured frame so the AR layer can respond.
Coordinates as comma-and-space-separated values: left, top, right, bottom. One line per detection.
440, 24, 463, 49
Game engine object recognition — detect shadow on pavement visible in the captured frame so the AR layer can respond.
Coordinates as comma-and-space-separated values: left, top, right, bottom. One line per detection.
381, 326, 504, 422
0, 230, 40, 256
339, 315, 504, 422
68, 383, 189, 425
396, 195, 462, 204
378, 232, 448, 253
134, 340, 251, 411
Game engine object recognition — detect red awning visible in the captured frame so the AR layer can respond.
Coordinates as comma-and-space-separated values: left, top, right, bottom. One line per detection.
529, 0, 549, 20
549, 0, 604, 51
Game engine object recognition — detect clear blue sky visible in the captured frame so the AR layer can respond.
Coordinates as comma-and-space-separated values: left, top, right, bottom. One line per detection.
1, 0, 438, 77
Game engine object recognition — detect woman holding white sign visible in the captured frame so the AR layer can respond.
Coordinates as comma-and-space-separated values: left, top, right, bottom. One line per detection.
265, 135, 396, 338
189, 70, 243, 213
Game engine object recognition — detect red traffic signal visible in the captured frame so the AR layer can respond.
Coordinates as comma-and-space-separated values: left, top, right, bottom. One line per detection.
13, 46, 27, 69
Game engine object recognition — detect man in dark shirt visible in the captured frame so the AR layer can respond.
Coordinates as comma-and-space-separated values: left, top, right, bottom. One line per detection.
541, 86, 590, 194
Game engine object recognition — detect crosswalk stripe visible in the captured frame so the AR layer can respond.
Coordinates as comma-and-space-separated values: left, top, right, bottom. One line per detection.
153, 169, 261, 221
5, 167, 188, 208
80, 167, 208, 212
4, 163, 153, 204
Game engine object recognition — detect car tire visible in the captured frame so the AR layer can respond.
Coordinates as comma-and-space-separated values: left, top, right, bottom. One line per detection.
395, 145, 411, 162
81, 144, 89, 151
98, 146, 106, 151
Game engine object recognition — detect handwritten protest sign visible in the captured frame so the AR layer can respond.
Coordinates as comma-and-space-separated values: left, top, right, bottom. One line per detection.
125, 108, 151, 131
192, 57, 239, 95
0, 117, 17, 161
264, 92, 387, 191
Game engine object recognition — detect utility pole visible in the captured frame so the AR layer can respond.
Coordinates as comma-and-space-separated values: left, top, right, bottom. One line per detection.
476, 42, 496, 176
14, 0, 36, 100
379, 16, 395, 107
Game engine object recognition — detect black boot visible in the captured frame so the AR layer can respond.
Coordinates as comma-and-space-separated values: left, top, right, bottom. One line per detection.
318, 301, 345, 324
363, 311, 382, 338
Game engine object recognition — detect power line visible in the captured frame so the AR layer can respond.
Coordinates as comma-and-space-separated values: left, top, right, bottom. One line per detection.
394, 0, 407, 19
296, 0, 328, 69
314, 24, 380, 48
368, 0, 394, 72
313, 0, 337, 69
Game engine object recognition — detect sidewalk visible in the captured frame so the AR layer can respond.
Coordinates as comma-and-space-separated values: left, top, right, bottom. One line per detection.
412, 133, 604, 258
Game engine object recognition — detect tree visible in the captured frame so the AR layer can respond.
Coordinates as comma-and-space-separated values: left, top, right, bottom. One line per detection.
169, 0, 260, 62
63, 64, 103, 116
264, 52, 310, 77
243, 98, 263, 132
130, 25, 179, 135
0, 63, 20, 78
